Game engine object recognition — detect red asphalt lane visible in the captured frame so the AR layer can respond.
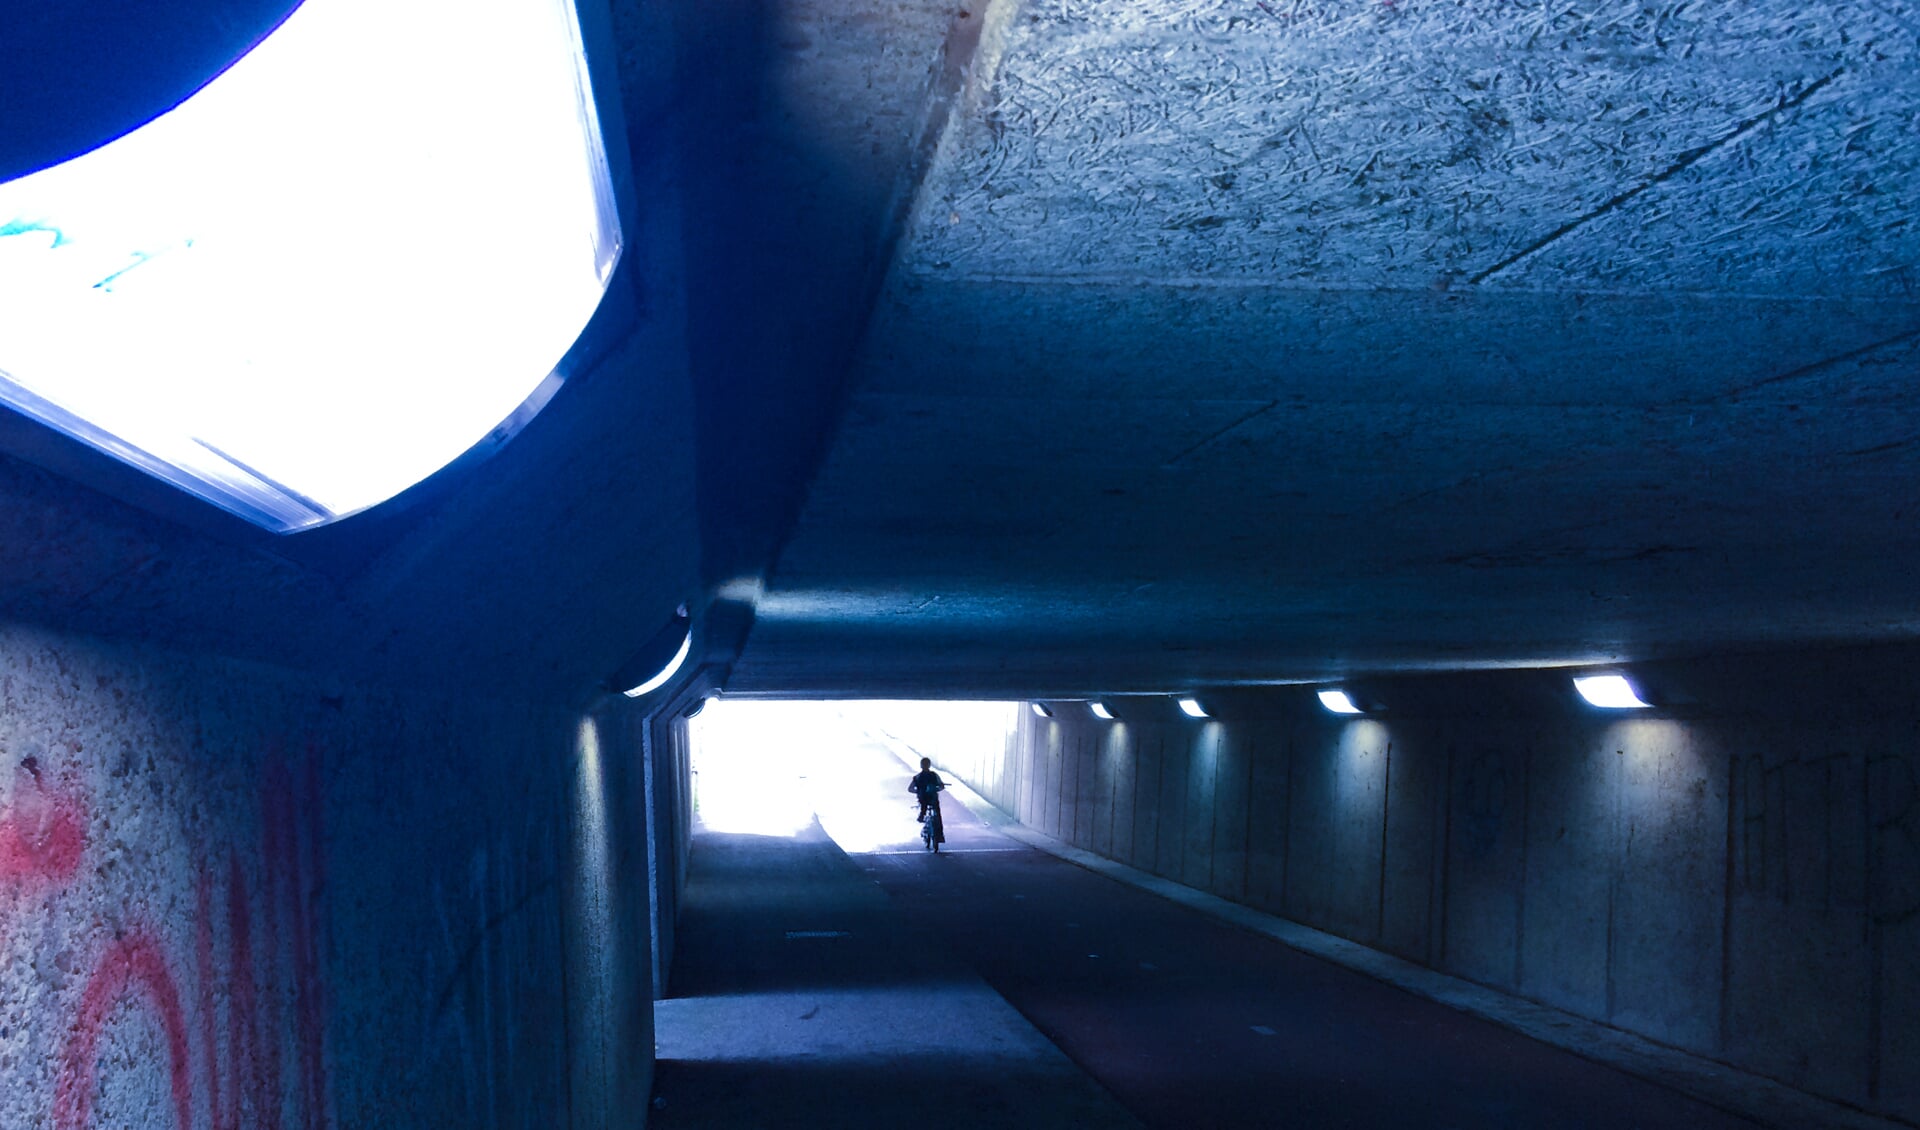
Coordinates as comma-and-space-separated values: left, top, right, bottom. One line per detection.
856, 789, 1760, 1130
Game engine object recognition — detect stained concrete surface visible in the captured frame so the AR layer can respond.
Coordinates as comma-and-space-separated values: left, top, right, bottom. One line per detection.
650, 823, 1141, 1128
729, 0, 1920, 696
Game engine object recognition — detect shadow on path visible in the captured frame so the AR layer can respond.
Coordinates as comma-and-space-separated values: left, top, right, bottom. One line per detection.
651, 822, 1140, 1129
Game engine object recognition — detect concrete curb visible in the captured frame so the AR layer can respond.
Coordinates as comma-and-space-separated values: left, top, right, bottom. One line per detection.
863, 721, 1907, 1130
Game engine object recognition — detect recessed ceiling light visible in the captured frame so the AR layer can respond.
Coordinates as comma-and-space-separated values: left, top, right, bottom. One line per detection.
1089, 702, 1114, 720
1031, 702, 1053, 719
1177, 698, 1208, 719
1317, 690, 1362, 714
0, 0, 621, 531
1573, 674, 1650, 709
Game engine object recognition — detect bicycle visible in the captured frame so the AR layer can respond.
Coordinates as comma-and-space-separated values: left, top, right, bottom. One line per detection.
915, 784, 946, 853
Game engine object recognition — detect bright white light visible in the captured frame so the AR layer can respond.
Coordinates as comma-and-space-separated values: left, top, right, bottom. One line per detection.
1177, 698, 1208, 718
686, 701, 829, 839
622, 633, 691, 699
1031, 702, 1053, 719
1318, 690, 1363, 714
1089, 702, 1114, 720
0, 0, 621, 530
1573, 675, 1650, 709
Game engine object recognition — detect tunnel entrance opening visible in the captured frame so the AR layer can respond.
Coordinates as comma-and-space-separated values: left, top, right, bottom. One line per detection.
687, 699, 1019, 854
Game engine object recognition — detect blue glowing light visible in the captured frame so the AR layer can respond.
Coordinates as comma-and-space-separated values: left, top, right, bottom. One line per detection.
623, 632, 692, 699
1318, 690, 1362, 714
1177, 698, 1208, 718
0, 0, 621, 531
1089, 702, 1114, 720
1573, 674, 1650, 709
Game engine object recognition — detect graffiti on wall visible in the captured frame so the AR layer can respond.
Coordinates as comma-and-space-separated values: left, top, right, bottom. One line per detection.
0, 757, 87, 938
1734, 750, 1920, 925
2, 753, 330, 1130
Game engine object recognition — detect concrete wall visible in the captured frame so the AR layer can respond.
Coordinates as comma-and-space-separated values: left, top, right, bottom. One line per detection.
0, 622, 659, 1129
646, 712, 695, 999
951, 650, 1920, 1124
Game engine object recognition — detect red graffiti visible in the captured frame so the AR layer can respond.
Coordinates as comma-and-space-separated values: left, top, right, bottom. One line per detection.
191, 763, 329, 1130
53, 928, 194, 1130
45, 752, 330, 1129
0, 761, 87, 888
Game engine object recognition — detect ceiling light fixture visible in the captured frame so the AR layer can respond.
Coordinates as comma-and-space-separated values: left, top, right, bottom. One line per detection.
1177, 698, 1208, 719
1031, 702, 1053, 719
1573, 674, 1650, 709
0, 0, 621, 531
622, 633, 690, 699
1317, 690, 1363, 714
1089, 702, 1114, 720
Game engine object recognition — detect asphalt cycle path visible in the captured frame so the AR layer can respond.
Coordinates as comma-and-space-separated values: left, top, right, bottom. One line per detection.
854, 751, 1760, 1130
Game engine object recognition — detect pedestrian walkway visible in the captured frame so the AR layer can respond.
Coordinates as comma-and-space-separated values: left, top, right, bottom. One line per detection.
648, 820, 1142, 1128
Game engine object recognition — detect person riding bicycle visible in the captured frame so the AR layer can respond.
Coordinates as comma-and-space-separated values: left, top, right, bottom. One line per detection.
908, 757, 945, 824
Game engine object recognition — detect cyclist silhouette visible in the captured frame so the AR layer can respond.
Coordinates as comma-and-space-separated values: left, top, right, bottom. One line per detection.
908, 757, 945, 828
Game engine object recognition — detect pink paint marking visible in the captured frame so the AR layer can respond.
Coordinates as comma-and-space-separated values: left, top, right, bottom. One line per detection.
54, 929, 193, 1130
197, 872, 231, 1130
227, 853, 266, 1130
0, 764, 86, 887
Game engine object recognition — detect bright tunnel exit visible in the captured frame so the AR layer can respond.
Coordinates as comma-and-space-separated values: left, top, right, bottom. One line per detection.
688, 700, 1020, 853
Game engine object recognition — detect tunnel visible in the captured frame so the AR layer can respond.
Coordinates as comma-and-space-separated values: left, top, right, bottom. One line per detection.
0, 0, 1915, 1126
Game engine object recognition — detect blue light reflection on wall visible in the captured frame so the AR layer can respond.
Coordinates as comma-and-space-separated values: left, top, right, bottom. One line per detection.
623, 633, 692, 699
0, 0, 621, 531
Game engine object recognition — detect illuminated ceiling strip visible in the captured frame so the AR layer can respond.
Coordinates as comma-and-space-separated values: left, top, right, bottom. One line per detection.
623, 633, 692, 699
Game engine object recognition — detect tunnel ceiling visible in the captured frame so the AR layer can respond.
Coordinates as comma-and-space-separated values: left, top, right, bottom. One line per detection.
731, 0, 1920, 696
0, 0, 1914, 705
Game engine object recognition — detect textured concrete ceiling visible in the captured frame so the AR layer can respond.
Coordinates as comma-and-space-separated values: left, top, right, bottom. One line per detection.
733, 0, 1920, 695
2, 0, 1913, 705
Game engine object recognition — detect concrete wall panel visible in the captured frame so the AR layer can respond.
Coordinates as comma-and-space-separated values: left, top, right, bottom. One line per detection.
1442, 742, 1527, 990
1209, 725, 1252, 900
969, 660, 1920, 1123
1129, 733, 1163, 873
1332, 723, 1390, 944
1154, 732, 1188, 880
1243, 734, 1290, 914
1109, 726, 1138, 872
1514, 730, 1612, 1020
1875, 740, 1920, 1122
1078, 729, 1102, 851
1726, 739, 1879, 1104
1379, 731, 1443, 965
1181, 726, 1218, 893
1281, 726, 1339, 931
0, 625, 655, 1130
1605, 721, 1725, 1053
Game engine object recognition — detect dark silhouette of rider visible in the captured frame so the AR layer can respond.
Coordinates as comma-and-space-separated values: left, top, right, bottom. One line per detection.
908, 757, 945, 823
